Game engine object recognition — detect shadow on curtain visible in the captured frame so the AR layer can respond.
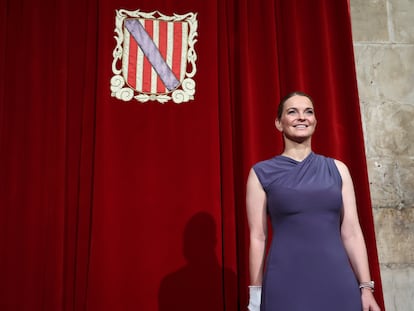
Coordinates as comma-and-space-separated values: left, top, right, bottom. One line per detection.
158, 212, 237, 311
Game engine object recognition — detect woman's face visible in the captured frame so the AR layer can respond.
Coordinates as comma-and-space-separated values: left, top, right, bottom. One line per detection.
275, 95, 317, 142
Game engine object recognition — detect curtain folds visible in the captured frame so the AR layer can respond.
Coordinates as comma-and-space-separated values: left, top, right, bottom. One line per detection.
0, 0, 384, 310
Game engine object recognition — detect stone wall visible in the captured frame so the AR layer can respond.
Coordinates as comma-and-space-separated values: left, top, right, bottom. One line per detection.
350, 0, 414, 310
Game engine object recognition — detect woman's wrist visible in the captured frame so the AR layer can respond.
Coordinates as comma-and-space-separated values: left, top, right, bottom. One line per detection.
359, 281, 375, 292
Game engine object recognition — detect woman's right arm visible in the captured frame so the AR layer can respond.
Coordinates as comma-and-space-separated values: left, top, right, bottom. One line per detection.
246, 168, 268, 285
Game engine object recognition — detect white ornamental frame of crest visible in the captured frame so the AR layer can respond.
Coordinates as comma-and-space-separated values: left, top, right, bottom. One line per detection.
111, 9, 198, 104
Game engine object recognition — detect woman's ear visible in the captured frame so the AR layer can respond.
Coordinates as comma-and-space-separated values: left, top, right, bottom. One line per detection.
275, 118, 283, 132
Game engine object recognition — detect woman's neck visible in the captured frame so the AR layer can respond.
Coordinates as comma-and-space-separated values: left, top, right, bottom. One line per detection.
281, 142, 312, 162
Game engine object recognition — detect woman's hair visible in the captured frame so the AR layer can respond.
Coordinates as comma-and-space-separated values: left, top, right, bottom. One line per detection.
277, 91, 314, 119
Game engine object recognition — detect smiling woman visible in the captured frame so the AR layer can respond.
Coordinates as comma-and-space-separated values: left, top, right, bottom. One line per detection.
246, 91, 381, 311
275, 91, 317, 146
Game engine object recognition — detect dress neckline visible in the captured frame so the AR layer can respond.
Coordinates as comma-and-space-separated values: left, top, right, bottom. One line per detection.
278, 151, 314, 163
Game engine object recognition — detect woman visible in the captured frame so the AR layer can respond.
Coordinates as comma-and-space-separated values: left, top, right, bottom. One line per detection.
246, 91, 381, 311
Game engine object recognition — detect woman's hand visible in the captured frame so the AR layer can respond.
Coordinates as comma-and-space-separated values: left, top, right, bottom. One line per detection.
247, 285, 261, 311
361, 289, 381, 311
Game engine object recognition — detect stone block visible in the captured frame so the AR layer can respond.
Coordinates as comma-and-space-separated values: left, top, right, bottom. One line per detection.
389, 0, 414, 43
380, 264, 414, 311
373, 208, 414, 263
350, 0, 389, 42
363, 102, 414, 158
398, 157, 414, 207
354, 46, 380, 101
366, 157, 402, 208
354, 45, 414, 103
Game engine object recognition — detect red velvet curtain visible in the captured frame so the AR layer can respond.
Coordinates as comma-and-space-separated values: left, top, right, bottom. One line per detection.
0, 0, 385, 310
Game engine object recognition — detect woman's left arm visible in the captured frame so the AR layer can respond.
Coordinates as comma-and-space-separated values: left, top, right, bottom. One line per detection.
335, 160, 381, 311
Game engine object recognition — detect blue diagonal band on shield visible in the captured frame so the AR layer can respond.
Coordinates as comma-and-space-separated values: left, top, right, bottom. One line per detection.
125, 19, 180, 91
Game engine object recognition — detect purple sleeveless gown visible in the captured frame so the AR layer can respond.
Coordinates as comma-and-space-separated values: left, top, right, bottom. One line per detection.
253, 152, 362, 311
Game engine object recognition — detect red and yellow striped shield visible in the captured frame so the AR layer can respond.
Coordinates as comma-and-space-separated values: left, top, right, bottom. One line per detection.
111, 10, 198, 104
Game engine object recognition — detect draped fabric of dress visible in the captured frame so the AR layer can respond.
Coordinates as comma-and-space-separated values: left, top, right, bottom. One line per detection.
253, 152, 362, 311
